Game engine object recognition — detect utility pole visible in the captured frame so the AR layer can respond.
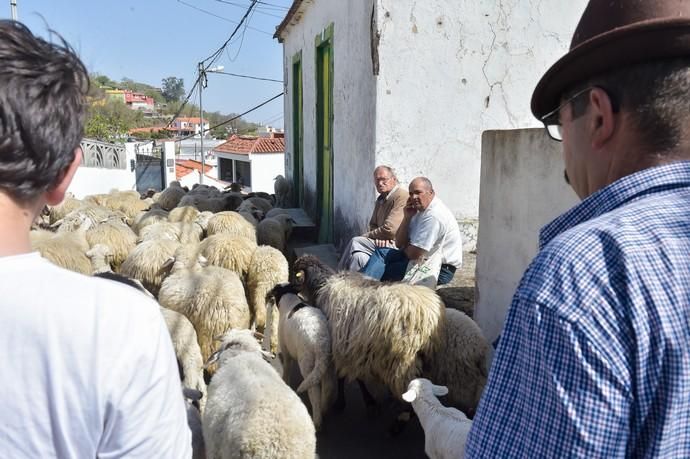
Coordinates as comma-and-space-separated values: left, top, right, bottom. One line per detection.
197, 63, 224, 185
10, 0, 17, 20
198, 62, 205, 185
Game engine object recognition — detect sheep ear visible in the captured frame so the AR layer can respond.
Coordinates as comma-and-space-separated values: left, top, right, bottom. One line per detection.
161, 257, 175, 269
182, 387, 203, 401
204, 350, 221, 369
431, 384, 449, 397
253, 331, 265, 341
402, 389, 417, 403
261, 350, 274, 362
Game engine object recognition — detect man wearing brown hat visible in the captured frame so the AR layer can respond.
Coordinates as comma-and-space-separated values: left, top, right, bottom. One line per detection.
466, 0, 690, 456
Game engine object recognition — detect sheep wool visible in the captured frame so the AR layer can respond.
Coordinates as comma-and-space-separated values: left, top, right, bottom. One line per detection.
272, 284, 336, 431
137, 221, 204, 245
206, 211, 257, 242
120, 238, 181, 297
158, 245, 251, 366
256, 215, 293, 254
48, 196, 82, 225
294, 255, 446, 398
160, 307, 207, 411
168, 205, 200, 223
425, 308, 491, 415
247, 246, 288, 334
30, 226, 92, 275
85, 220, 137, 272
157, 183, 187, 211
131, 208, 169, 235
198, 234, 257, 281
203, 329, 316, 459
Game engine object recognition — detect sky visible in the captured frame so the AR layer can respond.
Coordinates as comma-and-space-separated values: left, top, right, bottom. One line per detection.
9, 0, 291, 128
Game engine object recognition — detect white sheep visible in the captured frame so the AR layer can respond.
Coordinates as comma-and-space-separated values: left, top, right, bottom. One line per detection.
197, 234, 257, 281
246, 245, 288, 336
168, 205, 200, 223
206, 211, 257, 242
274, 175, 290, 208
157, 245, 251, 367
293, 255, 445, 399
85, 219, 137, 272
132, 208, 169, 235
203, 329, 316, 459
137, 221, 204, 244
161, 307, 207, 411
402, 378, 472, 459
271, 283, 337, 431
86, 243, 114, 274
48, 195, 82, 224
120, 238, 181, 297
256, 214, 294, 254
30, 218, 92, 275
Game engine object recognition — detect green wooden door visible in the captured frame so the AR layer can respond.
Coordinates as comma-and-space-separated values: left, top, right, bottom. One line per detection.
292, 53, 304, 207
316, 26, 334, 243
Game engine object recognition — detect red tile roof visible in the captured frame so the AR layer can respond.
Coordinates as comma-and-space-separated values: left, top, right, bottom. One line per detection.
214, 135, 285, 155
174, 117, 207, 124
176, 159, 214, 178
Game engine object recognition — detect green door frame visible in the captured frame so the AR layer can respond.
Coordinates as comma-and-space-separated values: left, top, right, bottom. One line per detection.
315, 23, 334, 244
291, 51, 304, 207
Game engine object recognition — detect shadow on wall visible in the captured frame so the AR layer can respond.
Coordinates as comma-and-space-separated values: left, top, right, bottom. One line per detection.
333, 206, 363, 252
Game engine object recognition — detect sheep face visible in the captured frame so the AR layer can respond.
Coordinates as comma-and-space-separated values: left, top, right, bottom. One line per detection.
402, 378, 449, 403
292, 255, 334, 302
269, 282, 301, 305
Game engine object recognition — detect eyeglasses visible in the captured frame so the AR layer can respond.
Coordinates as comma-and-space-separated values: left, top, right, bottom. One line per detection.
540, 86, 594, 142
374, 176, 392, 183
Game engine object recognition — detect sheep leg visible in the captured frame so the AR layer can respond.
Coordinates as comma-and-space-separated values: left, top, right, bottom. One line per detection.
388, 406, 416, 437
357, 379, 381, 418
281, 353, 294, 387
333, 378, 346, 412
308, 385, 323, 432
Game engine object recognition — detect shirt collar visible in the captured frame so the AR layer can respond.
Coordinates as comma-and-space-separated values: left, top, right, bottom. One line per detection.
540, 161, 690, 249
379, 183, 400, 202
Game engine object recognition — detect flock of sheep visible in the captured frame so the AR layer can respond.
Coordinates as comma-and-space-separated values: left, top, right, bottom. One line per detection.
32, 179, 493, 459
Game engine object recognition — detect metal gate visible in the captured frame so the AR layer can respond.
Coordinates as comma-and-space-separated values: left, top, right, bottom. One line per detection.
135, 145, 165, 193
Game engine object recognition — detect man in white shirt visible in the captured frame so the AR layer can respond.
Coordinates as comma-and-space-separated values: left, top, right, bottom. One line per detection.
0, 21, 191, 457
361, 177, 463, 285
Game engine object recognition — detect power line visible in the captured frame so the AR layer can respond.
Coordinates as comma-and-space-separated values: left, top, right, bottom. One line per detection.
210, 70, 282, 83
165, 75, 201, 129
176, 92, 284, 142
176, 0, 271, 36
211, 0, 283, 19
256, 0, 289, 10
200, 0, 260, 67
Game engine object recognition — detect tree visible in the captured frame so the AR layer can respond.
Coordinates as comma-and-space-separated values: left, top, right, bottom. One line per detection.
161, 76, 185, 102
84, 100, 144, 142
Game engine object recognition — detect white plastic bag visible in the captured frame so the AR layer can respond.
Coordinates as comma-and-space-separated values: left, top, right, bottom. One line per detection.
402, 247, 443, 288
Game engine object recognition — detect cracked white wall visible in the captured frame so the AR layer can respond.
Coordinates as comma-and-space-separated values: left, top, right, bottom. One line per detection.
374, 0, 588, 221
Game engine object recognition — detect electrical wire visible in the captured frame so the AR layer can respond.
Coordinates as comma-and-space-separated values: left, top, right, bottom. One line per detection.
200, 0, 260, 67
176, 0, 271, 36
209, 70, 282, 83
164, 75, 201, 128
176, 92, 284, 141
211, 0, 283, 19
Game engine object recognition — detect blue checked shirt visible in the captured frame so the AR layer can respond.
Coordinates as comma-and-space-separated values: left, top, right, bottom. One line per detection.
465, 162, 690, 458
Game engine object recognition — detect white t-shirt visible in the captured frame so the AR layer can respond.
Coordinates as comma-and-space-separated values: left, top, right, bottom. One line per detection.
408, 197, 463, 269
0, 253, 192, 458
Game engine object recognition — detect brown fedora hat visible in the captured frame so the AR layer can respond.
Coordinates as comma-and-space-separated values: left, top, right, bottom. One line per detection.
531, 0, 690, 118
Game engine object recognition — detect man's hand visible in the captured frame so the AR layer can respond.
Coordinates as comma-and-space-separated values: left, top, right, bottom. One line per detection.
374, 239, 395, 248
403, 197, 417, 219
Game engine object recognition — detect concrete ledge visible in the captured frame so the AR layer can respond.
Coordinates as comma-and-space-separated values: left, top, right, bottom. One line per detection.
293, 244, 339, 271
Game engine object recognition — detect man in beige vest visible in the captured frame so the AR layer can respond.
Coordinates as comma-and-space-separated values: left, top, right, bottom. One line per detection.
338, 165, 408, 271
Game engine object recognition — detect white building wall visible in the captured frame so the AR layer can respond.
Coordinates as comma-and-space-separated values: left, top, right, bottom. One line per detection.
474, 129, 578, 343
68, 168, 136, 198
281, 0, 378, 242
374, 0, 587, 223
249, 153, 285, 194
